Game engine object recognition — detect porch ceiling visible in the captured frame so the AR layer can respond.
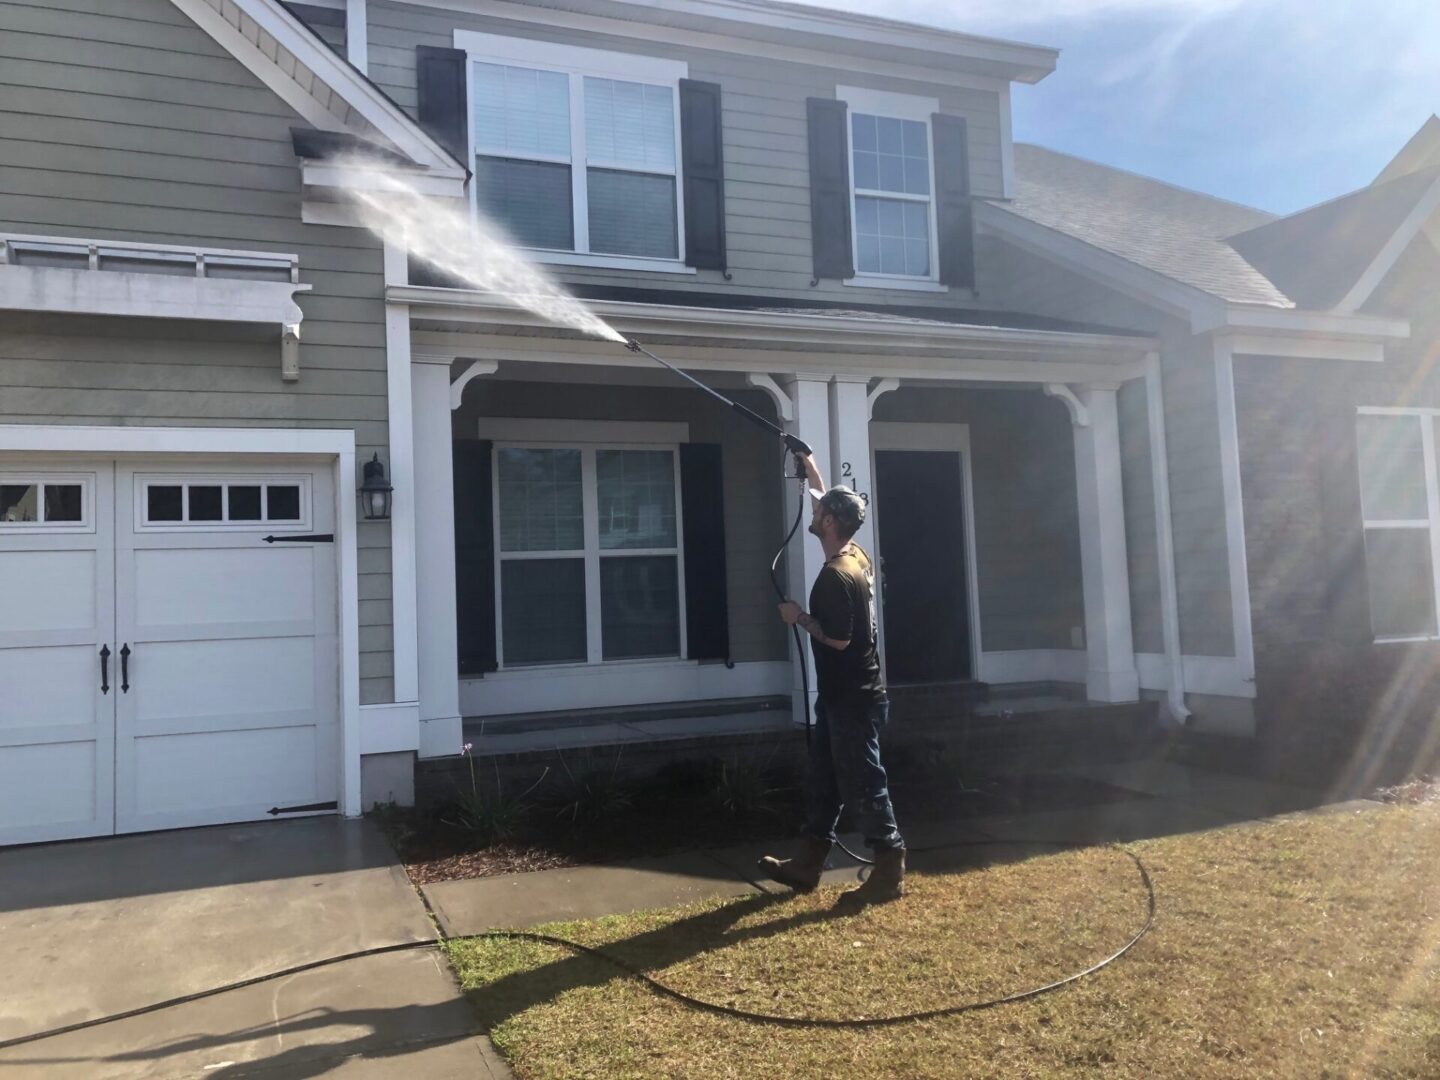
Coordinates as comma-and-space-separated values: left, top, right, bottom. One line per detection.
395, 286, 1157, 387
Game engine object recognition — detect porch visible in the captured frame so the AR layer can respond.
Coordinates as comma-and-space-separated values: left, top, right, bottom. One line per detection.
392, 287, 1172, 773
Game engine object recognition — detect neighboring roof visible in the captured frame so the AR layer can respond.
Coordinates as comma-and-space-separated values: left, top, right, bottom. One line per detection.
1375, 115, 1440, 184
1228, 165, 1440, 310
167, 0, 464, 176
994, 144, 1291, 307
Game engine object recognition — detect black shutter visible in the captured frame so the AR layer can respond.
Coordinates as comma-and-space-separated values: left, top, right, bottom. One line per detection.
453, 440, 497, 675
416, 45, 468, 164
932, 113, 975, 289
679, 443, 731, 661
807, 97, 854, 281
679, 79, 728, 273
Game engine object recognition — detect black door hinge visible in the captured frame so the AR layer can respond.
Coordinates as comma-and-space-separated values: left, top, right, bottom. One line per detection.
267, 801, 339, 815
262, 534, 335, 544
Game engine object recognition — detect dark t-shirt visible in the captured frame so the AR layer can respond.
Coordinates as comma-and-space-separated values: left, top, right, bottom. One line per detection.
809, 543, 886, 707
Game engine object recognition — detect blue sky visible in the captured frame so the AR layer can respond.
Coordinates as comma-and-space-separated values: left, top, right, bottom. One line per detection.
816, 0, 1440, 215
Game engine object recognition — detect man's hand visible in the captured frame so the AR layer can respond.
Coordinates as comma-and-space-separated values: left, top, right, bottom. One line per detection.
778, 601, 804, 625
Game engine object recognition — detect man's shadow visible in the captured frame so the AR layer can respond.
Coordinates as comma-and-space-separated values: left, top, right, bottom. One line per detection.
5, 889, 850, 1078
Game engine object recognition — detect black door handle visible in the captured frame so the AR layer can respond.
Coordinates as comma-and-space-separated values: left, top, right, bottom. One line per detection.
120, 644, 131, 694
99, 645, 110, 695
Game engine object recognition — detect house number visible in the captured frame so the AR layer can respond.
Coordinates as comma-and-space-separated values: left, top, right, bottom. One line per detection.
839, 462, 869, 505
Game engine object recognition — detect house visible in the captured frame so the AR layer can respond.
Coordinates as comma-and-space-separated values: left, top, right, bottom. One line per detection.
0, 0, 1433, 847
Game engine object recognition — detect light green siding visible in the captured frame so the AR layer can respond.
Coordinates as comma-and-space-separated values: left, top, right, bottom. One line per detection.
367, 0, 1006, 305
0, 0, 397, 703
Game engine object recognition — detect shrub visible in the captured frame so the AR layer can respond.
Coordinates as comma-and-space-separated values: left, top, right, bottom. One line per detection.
540, 750, 635, 837
439, 742, 546, 844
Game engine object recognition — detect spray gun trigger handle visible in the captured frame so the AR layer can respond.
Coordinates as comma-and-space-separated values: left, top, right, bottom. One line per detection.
782, 434, 812, 457
624, 339, 642, 353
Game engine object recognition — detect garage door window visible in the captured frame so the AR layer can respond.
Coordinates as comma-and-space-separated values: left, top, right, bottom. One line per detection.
140, 478, 309, 529
0, 476, 90, 530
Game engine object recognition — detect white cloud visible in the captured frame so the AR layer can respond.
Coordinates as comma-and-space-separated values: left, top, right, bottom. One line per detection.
812, 0, 1243, 35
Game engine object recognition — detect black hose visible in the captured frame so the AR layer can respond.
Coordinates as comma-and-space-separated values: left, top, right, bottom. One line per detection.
0, 837, 1155, 1050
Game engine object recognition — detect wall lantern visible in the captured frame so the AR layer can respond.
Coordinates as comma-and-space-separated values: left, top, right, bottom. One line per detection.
359, 453, 393, 521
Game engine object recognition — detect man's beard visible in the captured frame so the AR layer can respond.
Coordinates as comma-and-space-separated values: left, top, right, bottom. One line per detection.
807, 520, 824, 538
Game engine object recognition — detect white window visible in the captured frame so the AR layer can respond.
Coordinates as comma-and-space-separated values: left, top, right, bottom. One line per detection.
1357, 411, 1440, 641
456, 32, 689, 273
493, 444, 686, 667
136, 475, 312, 531
0, 475, 91, 532
838, 86, 942, 289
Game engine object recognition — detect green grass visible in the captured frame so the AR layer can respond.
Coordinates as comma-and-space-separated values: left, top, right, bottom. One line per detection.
445, 804, 1440, 1078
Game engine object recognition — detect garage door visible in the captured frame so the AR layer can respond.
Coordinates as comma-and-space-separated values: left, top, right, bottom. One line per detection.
0, 460, 339, 846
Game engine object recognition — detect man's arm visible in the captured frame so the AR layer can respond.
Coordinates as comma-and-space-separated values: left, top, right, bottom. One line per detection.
801, 452, 826, 507
779, 601, 851, 651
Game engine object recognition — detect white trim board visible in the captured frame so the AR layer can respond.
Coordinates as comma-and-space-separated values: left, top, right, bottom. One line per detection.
460, 659, 789, 716
0, 424, 365, 816
360, 701, 420, 754
1334, 171, 1440, 314
979, 648, 1255, 699
393, 0, 1051, 90
1212, 339, 1258, 691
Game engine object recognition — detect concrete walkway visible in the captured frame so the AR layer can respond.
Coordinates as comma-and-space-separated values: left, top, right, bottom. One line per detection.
0, 817, 510, 1079
421, 761, 1322, 937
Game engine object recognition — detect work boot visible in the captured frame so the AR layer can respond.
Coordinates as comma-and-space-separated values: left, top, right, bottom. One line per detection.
836, 846, 905, 909
757, 834, 832, 893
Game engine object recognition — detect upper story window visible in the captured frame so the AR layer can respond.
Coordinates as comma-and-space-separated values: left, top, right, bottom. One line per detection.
456, 32, 688, 271
1357, 411, 1440, 641
838, 87, 942, 287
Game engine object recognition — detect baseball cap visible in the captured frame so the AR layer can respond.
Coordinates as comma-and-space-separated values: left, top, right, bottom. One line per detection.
811, 485, 866, 532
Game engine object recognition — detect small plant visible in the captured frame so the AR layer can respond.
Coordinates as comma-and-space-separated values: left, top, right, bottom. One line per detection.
440, 742, 547, 845
541, 749, 635, 837
701, 752, 791, 827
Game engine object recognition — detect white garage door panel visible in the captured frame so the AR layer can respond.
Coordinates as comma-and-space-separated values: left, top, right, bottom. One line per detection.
133, 547, 317, 629
0, 466, 115, 846
114, 463, 338, 835
131, 638, 318, 726
0, 742, 98, 828
0, 551, 96, 638
131, 726, 323, 819
0, 646, 99, 729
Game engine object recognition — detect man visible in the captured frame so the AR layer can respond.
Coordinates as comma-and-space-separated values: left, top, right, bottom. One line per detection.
758, 453, 905, 906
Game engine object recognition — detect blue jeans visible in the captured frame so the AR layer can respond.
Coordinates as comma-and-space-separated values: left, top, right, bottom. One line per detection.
803, 697, 904, 851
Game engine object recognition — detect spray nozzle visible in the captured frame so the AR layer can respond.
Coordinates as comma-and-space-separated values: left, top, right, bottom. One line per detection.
624, 338, 643, 353
782, 434, 813, 457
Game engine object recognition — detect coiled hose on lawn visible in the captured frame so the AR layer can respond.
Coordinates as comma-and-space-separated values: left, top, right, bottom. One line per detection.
0, 837, 1155, 1051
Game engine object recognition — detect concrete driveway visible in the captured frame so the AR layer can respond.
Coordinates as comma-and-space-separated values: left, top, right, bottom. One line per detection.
0, 817, 508, 1078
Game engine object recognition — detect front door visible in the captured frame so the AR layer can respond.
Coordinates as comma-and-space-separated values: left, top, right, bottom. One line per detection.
873, 450, 972, 684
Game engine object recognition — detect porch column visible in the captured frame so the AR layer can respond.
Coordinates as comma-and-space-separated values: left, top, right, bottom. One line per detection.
411, 355, 463, 755
1065, 385, 1141, 702
781, 373, 832, 727
828, 375, 877, 556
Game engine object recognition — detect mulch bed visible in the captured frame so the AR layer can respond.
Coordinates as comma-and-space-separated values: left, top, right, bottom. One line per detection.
382, 766, 1148, 885
1373, 774, 1439, 805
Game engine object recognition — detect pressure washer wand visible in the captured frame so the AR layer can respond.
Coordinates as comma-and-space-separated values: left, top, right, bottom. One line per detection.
624, 338, 812, 462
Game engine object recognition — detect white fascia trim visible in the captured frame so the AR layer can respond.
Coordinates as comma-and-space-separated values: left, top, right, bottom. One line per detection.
1207, 305, 1410, 342
360, 703, 420, 754
301, 162, 466, 199
1222, 334, 1387, 363
0, 264, 309, 325
387, 285, 1154, 357
0, 423, 364, 814
169, 0, 463, 173
396, 0, 1049, 89
1334, 172, 1440, 314
977, 201, 1229, 324
454, 29, 687, 82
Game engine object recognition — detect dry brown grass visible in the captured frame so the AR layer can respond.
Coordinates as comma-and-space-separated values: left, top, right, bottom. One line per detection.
445, 804, 1440, 1078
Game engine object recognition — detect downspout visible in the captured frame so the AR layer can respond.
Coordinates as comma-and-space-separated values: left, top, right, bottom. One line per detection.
1145, 352, 1190, 724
